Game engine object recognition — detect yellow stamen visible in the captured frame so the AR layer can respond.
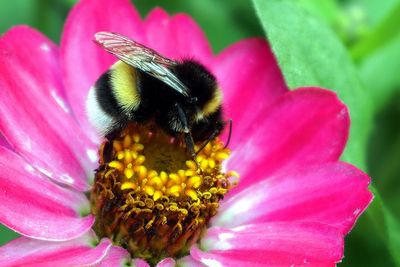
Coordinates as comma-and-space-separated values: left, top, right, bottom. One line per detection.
123, 134, 132, 148
91, 123, 237, 265
121, 181, 136, 190
108, 161, 124, 172
185, 160, 198, 171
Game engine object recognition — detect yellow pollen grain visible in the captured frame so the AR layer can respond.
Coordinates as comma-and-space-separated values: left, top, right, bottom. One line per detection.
133, 143, 144, 151
153, 190, 163, 201
124, 168, 134, 179
133, 133, 140, 143
185, 160, 198, 171
148, 177, 163, 188
208, 159, 216, 169
216, 151, 230, 161
200, 159, 208, 170
124, 150, 133, 163
187, 176, 201, 189
185, 170, 196, 176
185, 189, 198, 200
168, 173, 181, 184
123, 135, 132, 148
121, 181, 136, 190
113, 141, 123, 152
136, 165, 147, 179
148, 170, 158, 178
226, 170, 240, 178
168, 185, 181, 196
178, 169, 185, 177
109, 161, 124, 172
159, 171, 168, 183
204, 143, 212, 154
117, 151, 125, 160
136, 155, 146, 165
144, 185, 155, 196
196, 155, 204, 162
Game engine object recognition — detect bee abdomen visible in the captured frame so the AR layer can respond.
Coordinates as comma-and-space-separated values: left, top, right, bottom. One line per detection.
94, 70, 122, 117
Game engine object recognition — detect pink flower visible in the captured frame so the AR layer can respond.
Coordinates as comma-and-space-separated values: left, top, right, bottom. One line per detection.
0, 0, 372, 266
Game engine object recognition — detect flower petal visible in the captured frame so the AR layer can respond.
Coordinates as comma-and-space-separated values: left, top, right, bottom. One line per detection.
213, 38, 288, 143
0, 232, 111, 266
144, 8, 213, 66
156, 258, 176, 267
132, 258, 150, 267
0, 26, 97, 190
0, 146, 94, 241
226, 87, 349, 195
213, 162, 372, 234
194, 222, 343, 266
98, 246, 130, 267
0, 134, 9, 149
61, 0, 144, 141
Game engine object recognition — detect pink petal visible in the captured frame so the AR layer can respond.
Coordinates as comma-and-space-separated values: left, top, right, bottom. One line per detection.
132, 258, 150, 267
98, 246, 130, 267
0, 233, 111, 266
0, 134, 9, 149
0, 146, 94, 241
213, 162, 372, 234
0, 26, 97, 190
226, 87, 349, 195
194, 222, 343, 266
213, 38, 288, 143
156, 258, 176, 267
144, 8, 213, 66
61, 0, 144, 141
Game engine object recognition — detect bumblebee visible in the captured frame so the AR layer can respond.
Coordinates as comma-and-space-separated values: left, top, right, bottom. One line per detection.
87, 32, 227, 158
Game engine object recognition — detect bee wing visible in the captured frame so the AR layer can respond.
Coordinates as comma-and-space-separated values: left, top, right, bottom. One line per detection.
94, 31, 189, 97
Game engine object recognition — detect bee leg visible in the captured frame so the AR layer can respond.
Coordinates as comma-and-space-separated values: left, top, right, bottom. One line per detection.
184, 132, 197, 160
175, 103, 201, 170
183, 131, 202, 171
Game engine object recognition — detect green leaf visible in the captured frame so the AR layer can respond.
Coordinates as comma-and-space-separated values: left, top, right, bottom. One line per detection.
367, 188, 400, 266
361, 0, 400, 26
0, 224, 19, 245
133, 0, 263, 53
351, 2, 400, 60
251, 0, 372, 170
359, 33, 400, 111
297, 0, 341, 25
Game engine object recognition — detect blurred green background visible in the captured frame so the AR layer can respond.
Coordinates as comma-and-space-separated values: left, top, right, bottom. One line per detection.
0, 0, 399, 266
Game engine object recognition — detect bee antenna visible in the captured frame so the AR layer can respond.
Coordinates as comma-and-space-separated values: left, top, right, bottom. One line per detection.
195, 120, 229, 155
223, 119, 233, 149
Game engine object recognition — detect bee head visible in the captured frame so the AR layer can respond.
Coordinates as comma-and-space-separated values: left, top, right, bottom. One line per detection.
173, 59, 219, 113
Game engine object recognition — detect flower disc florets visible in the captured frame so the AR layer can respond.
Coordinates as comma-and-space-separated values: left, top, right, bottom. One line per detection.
90, 123, 237, 264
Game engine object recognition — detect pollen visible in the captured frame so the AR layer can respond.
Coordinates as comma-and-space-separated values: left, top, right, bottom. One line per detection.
90, 123, 237, 265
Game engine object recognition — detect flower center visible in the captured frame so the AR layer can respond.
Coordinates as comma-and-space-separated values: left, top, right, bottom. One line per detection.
90, 123, 238, 265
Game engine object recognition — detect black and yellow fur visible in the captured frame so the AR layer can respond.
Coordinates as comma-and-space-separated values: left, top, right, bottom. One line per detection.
92, 59, 224, 142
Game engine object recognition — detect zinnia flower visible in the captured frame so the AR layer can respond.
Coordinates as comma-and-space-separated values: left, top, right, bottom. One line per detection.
0, 0, 372, 266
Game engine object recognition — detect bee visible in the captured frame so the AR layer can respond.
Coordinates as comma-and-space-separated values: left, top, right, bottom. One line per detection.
87, 32, 230, 159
